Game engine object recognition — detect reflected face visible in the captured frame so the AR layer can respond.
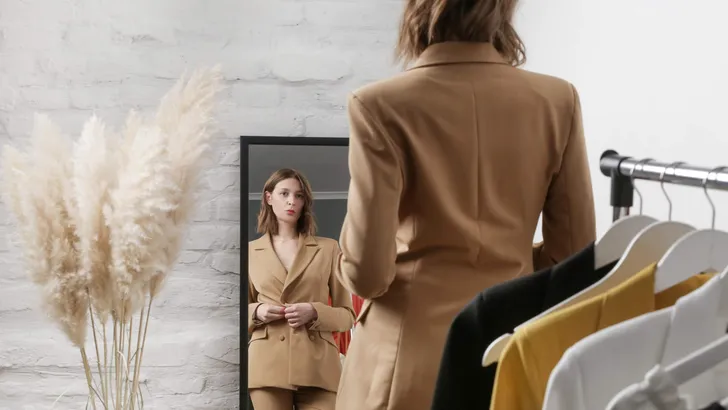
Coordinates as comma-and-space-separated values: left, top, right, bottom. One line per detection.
266, 178, 305, 225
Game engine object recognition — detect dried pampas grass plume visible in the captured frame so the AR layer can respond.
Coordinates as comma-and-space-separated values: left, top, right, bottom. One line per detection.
0, 66, 225, 409
3, 114, 88, 347
74, 115, 116, 323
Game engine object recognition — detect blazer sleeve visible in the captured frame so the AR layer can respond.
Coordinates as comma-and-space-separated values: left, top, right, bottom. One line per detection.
540, 84, 596, 268
248, 276, 264, 335
532, 242, 550, 272
338, 93, 405, 299
309, 243, 356, 333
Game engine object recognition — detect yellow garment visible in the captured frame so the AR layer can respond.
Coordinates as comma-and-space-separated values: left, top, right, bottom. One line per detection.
489, 263, 713, 410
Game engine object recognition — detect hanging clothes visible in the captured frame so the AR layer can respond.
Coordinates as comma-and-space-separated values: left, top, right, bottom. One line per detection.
430, 242, 617, 410
544, 270, 720, 410
489, 263, 712, 410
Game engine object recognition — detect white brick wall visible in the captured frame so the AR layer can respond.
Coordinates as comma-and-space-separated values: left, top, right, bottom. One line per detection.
0, 0, 399, 408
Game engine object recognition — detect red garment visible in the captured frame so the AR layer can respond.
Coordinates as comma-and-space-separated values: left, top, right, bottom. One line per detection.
352, 295, 364, 317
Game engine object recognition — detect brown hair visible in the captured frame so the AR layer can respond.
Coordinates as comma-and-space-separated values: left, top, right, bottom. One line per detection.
395, 0, 526, 67
257, 168, 317, 237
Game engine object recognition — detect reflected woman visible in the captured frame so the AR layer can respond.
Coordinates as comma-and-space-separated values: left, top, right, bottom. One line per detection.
248, 168, 355, 410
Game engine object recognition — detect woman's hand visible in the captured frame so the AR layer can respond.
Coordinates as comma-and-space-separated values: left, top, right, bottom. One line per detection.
255, 303, 285, 323
284, 303, 318, 328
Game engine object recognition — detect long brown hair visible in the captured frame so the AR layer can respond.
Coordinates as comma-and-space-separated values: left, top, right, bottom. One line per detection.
257, 168, 317, 236
395, 0, 526, 67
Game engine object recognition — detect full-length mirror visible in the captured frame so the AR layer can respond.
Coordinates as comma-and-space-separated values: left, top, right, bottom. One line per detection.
241, 136, 358, 410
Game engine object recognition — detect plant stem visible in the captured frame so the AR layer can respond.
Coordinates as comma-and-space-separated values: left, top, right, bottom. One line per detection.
129, 304, 146, 410
117, 305, 128, 409
103, 322, 109, 409
89, 305, 105, 404
113, 317, 120, 410
129, 297, 153, 409
123, 315, 133, 407
80, 348, 98, 410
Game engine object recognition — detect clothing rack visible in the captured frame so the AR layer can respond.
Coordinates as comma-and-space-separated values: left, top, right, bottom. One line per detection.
599, 150, 728, 222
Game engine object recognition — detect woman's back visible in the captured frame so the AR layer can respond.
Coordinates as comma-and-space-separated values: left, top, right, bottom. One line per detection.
335, 42, 596, 410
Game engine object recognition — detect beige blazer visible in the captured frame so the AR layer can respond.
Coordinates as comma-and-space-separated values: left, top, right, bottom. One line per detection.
248, 234, 355, 392
336, 41, 596, 410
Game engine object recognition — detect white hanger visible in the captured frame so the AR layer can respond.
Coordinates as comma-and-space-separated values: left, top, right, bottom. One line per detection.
654, 166, 728, 293
482, 161, 688, 367
595, 158, 659, 269
665, 333, 728, 389
594, 215, 657, 268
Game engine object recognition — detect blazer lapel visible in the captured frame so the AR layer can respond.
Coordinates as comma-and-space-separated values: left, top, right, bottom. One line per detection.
251, 234, 287, 287
281, 235, 320, 298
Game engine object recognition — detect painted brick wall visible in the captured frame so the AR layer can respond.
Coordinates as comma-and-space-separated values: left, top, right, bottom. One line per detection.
0, 0, 400, 408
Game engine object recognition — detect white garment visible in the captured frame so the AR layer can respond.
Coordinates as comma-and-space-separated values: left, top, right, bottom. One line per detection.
607, 365, 689, 410
542, 274, 728, 410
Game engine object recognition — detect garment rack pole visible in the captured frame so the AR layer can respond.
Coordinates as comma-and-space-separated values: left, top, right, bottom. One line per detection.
599, 150, 728, 222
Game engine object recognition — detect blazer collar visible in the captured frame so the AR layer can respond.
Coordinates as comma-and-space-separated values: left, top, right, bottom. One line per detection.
408, 41, 509, 71
251, 233, 320, 300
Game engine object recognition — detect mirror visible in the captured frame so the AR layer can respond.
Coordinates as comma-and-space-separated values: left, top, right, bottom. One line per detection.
241, 136, 355, 410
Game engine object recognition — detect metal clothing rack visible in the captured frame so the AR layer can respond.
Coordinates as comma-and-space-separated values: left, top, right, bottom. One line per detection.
600, 150, 728, 222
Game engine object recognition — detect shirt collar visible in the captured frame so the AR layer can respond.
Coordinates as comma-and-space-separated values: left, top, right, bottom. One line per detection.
661, 274, 727, 365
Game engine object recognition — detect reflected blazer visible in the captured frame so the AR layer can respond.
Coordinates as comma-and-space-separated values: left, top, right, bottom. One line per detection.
248, 234, 355, 392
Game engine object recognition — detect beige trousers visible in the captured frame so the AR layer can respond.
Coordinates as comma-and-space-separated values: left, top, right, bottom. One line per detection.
249, 386, 336, 410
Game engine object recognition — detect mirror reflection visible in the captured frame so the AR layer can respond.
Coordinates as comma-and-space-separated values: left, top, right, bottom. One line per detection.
247, 143, 355, 410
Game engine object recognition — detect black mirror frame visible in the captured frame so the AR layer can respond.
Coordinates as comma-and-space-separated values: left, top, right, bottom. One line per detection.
239, 136, 350, 409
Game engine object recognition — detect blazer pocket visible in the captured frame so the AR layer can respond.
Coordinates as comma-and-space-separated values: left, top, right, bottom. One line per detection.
248, 326, 268, 345
356, 299, 372, 324
318, 331, 339, 350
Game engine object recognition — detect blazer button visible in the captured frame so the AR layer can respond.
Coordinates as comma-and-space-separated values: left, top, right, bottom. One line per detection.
309, 335, 315, 341
279, 335, 285, 341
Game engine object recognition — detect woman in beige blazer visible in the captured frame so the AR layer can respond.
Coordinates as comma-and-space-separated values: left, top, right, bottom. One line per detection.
248, 168, 355, 410
335, 1, 597, 409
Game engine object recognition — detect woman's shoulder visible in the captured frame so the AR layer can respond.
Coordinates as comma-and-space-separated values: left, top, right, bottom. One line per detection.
350, 71, 420, 105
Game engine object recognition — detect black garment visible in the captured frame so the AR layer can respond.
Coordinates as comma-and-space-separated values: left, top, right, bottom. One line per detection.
430, 242, 618, 410
701, 403, 727, 410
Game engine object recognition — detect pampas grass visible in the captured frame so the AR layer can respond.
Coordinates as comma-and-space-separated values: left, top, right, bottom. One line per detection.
0, 66, 224, 409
